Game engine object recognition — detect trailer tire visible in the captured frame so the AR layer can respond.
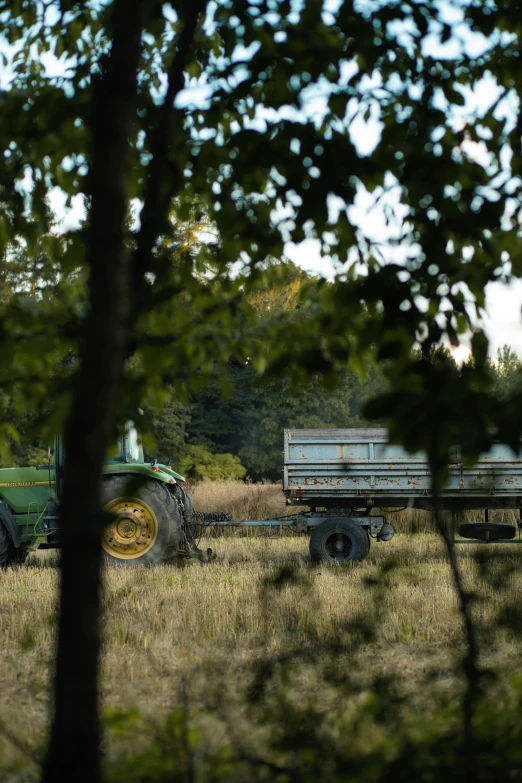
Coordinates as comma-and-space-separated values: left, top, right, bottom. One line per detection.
101, 477, 182, 566
309, 518, 370, 565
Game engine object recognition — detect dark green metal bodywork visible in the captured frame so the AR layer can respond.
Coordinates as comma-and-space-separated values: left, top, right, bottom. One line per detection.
0, 430, 184, 554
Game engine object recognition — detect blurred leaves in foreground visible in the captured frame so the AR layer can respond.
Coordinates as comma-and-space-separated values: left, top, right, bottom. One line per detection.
98, 682, 522, 783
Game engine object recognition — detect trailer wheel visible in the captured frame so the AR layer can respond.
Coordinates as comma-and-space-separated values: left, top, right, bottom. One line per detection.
309, 518, 370, 565
101, 477, 182, 566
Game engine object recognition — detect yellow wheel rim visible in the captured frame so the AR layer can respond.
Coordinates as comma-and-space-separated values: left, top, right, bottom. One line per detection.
102, 497, 159, 560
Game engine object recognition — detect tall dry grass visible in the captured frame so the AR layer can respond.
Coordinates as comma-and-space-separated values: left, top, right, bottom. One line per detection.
189, 479, 290, 521
187, 479, 520, 534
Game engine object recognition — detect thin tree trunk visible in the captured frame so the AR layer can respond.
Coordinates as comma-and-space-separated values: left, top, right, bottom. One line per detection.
429, 448, 480, 783
42, 3, 150, 781
43, 2, 206, 779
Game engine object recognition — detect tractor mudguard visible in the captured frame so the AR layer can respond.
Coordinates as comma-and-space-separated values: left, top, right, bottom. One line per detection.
0, 503, 21, 548
158, 464, 186, 482
102, 465, 175, 485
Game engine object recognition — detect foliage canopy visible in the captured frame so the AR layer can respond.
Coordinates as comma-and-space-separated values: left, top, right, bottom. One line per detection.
1, 0, 521, 464
2, 1, 522, 781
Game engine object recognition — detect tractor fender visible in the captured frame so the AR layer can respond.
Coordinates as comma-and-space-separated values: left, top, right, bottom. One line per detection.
102, 466, 175, 486
0, 503, 21, 548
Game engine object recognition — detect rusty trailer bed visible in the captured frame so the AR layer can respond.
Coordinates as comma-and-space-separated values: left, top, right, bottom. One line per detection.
283, 428, 522, 510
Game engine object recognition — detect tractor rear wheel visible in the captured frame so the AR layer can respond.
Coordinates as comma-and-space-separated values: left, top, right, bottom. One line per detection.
170, 484, 196, 541
309, 518, 370, 565
101, 476, 182, 566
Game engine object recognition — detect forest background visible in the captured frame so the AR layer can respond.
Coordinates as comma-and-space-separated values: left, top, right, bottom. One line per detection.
2, 251, 521, 482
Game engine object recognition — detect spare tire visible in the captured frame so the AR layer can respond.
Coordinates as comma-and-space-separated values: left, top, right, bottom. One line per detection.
459, 522, 516, 542
310, 518, 370, 564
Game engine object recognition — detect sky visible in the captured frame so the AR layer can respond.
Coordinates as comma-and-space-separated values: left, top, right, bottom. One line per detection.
285, 237, 522, 360
6, 2, 522, 361
49, 185, 522, 362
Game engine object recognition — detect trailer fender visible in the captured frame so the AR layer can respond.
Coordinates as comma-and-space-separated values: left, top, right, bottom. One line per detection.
0, 503, 21, 548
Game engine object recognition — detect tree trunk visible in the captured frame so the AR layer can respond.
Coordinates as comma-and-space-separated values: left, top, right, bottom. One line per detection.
42, 3, 150, 781
42, 2, 206, 779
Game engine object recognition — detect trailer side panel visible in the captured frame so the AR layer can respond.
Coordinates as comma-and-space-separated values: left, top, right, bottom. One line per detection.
283, 429, 522, 509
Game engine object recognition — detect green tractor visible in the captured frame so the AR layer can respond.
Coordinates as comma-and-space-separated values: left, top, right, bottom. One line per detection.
0, 423, 205, 567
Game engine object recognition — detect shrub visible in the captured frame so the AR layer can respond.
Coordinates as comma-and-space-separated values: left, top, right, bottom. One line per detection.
179, 445, 247, 481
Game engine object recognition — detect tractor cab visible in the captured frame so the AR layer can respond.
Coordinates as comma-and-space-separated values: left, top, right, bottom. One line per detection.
52, 422, 185, 497
106, 424, 145, 465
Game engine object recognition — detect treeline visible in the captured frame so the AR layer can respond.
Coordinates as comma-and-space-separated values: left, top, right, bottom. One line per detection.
146, 344, 522, 481
4, 344, 521, 481
1, 215, 521, 480
160, 360, 388, 481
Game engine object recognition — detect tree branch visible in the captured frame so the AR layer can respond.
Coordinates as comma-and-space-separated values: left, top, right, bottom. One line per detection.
132, 0, 208, 302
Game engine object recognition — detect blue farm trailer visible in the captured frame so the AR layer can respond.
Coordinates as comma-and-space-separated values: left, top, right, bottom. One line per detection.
277, 428, 522, 564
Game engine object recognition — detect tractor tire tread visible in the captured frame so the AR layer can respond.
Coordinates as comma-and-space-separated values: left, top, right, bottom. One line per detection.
0, 520, 21, 568
169, 485, 196, 541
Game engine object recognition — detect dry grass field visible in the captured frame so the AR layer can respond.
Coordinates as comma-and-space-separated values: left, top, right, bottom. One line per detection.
2, 481, 522, 779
